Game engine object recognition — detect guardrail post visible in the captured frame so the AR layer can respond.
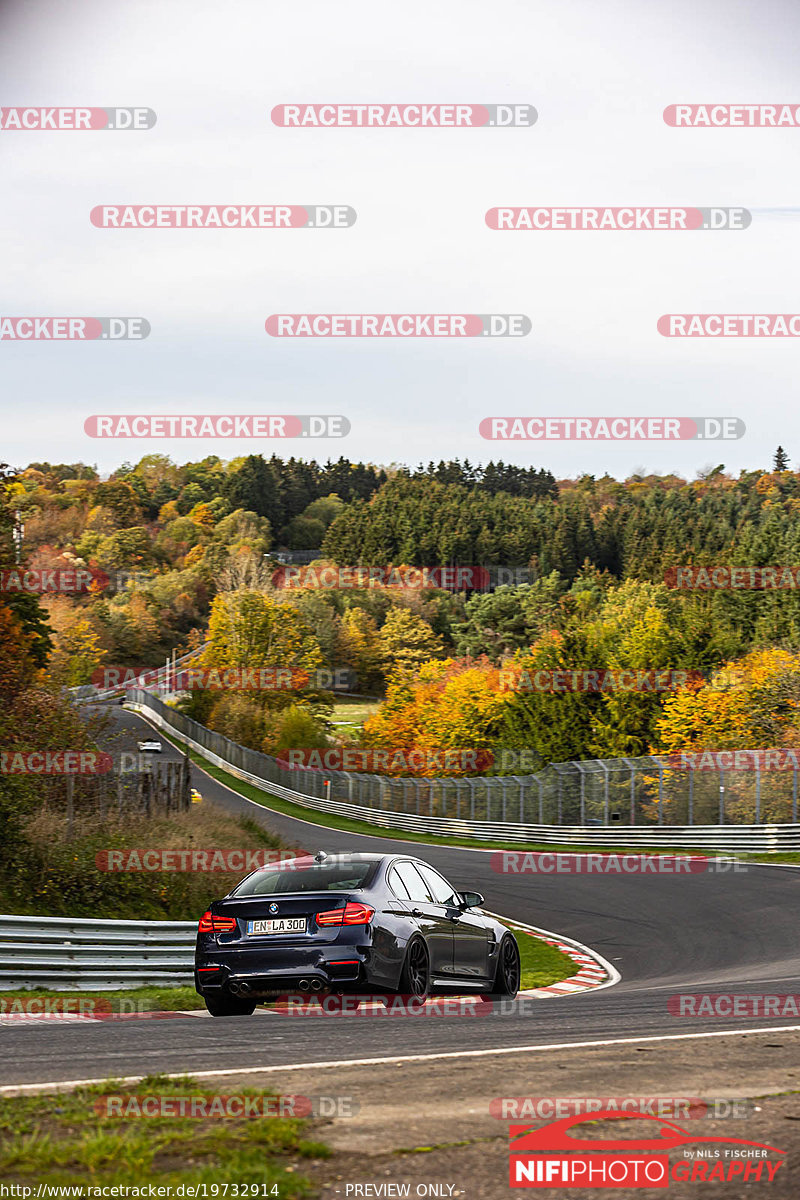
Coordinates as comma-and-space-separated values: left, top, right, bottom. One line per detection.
469, 779, 476, 820
719, 768, 725, 825
688, 765, 694, 826
602, 763, 609, 825
630, 764, 636, 825
579, 770, 585, 824
755, 763, 761, 824
501, 777, 507, 823
658, 766, 664, 825
794, 767, 798, 822
557, 775, 562, 825
538, 776, 544, 824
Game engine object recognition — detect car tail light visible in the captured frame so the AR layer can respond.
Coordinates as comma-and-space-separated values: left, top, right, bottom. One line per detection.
198, 912, 238, 934
316, 902, 375, 927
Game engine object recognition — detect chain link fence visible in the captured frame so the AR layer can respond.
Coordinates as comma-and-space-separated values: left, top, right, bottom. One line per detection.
127, 691, 800, 827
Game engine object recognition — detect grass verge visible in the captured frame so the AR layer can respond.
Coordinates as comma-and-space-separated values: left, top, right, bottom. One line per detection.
505, 926, 578, 990
0, 1074, 327, 1191
0, 986, 203, 1011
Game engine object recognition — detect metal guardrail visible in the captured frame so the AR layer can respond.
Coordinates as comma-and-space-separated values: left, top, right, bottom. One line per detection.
70, 648, 204, 705
0, 915, 195, 991
126, 695, 800, 852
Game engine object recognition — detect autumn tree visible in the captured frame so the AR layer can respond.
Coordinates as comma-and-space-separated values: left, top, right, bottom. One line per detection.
377, 607, 444, 680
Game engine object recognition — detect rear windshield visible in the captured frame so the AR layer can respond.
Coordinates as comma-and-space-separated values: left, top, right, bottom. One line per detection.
232, 860, 378, 896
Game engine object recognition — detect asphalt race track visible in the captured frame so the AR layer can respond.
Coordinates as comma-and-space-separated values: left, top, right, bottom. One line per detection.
3, 702, 800, 1088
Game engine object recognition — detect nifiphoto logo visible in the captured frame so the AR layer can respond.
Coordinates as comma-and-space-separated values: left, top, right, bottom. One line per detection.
508, 1112, 784, 1187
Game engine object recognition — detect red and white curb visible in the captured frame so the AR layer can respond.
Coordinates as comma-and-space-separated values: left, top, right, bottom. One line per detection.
489, 913, 621, 1000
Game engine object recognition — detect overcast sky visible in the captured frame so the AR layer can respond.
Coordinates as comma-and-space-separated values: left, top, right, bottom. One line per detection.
2, 0, 799, 479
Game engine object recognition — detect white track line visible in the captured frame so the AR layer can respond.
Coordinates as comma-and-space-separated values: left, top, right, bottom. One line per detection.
4, 1026, 800, 1097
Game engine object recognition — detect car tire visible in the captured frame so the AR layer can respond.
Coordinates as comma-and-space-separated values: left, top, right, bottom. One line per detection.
203, 994, 257, 1017
489, 934, 521, 998
398, 936, 431, 998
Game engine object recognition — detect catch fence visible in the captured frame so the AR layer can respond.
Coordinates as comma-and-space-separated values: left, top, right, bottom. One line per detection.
127, 691, 800, 831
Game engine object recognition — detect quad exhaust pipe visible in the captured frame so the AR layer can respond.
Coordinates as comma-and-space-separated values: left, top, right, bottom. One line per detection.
230, 977, 326, 996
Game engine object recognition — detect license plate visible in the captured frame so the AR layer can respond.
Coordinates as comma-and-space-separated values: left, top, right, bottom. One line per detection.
247, 917, 306, 936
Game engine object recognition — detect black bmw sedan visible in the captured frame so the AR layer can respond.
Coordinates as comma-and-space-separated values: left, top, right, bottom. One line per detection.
195, 850, 521, 1016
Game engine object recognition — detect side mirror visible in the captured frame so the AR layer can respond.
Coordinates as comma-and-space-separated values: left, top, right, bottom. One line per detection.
459, 891, 485, 909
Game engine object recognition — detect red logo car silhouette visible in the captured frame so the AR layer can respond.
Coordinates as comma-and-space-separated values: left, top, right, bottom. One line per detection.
510, 1111, 784, 1155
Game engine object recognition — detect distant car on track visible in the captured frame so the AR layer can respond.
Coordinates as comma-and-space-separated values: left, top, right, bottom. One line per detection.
195, 850, 521, 1016
137, 739, 162, 753
190, 788, 202, 803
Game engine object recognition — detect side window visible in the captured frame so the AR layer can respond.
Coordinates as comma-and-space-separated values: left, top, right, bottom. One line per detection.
392, 861, 433, 902
388, 866, 411, 899
416, 864, 459, 906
